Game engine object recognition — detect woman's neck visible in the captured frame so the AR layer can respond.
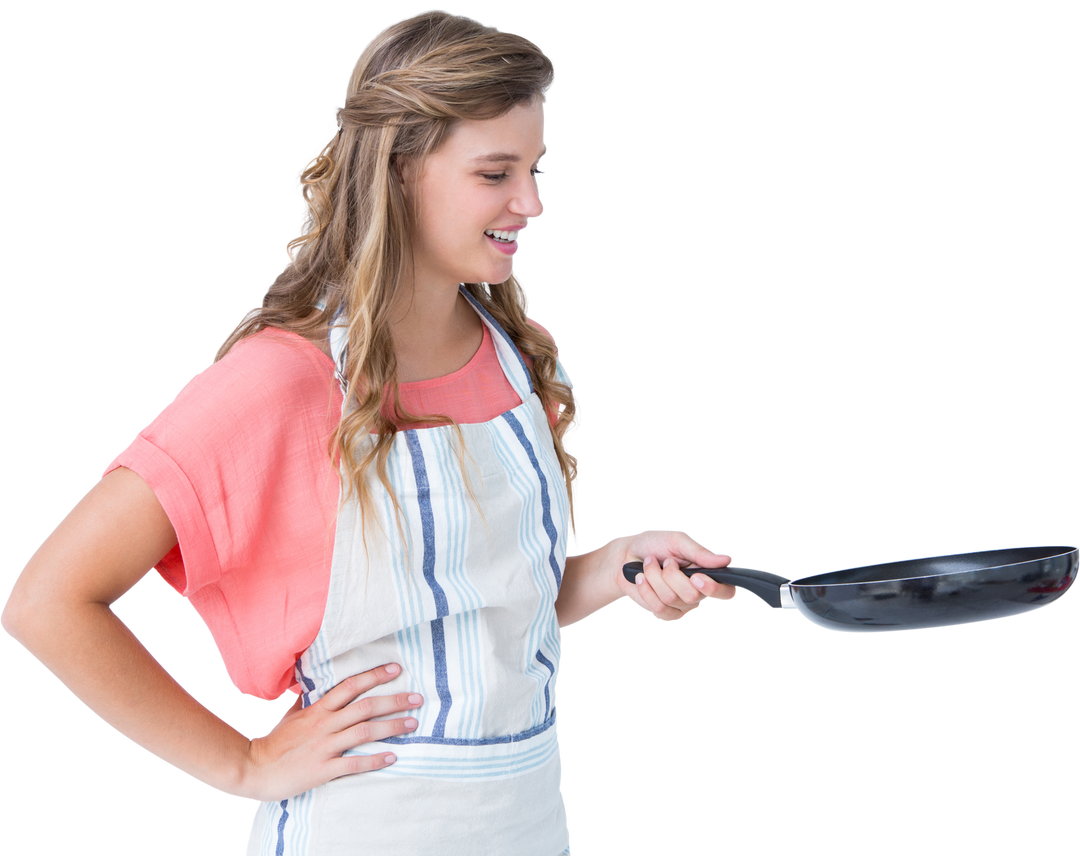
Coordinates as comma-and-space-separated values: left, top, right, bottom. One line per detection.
391, 284, 483, 382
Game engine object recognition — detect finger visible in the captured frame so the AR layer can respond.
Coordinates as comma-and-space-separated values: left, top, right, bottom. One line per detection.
633, 558, 686, 620
688, 572, 737, 600
685, 545, 731, 569
639, 552, 699, 608
639, 556, 682, 604
665, 531, 731, 569
659, 557, 708, 606
326, 692, 423, 754
319, 663, 403, 712
327, 713, 420, 755
332, 686, 425, 734
347, 690, 427, 725
327, 750, 400, 780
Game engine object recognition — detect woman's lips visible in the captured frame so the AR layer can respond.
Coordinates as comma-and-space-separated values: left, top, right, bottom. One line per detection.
490, 232, 522, 252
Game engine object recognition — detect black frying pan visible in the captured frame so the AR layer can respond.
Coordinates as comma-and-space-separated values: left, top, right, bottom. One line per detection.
622, 546, 1077, 631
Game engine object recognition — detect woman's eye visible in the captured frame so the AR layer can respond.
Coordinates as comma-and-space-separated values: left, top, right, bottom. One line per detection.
483, 167, 548, 181
481, 173, 509, 182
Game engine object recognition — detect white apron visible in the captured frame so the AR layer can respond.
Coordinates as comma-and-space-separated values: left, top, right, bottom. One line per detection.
247, 289, 572, 855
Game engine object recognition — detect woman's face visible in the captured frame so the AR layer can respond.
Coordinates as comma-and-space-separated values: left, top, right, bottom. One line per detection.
405, 100, 545, 290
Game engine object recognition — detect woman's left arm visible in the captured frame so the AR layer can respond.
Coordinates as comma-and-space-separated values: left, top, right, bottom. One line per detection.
555, 531, 735, 627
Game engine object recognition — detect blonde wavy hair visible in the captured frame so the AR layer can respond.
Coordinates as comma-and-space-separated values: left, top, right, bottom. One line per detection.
218, 11, 575, 529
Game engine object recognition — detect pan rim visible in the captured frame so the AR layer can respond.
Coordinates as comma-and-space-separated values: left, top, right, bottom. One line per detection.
786, 544, 1080, 582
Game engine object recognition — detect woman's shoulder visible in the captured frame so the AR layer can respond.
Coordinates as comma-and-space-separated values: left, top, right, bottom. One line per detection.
222, 323, 332, 371
526, 318, 553, 344
523, 318, 570, 389
177, 328, 336, 404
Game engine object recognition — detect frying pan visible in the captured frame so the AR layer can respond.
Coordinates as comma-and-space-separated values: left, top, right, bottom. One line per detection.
622, 546, 1077, 631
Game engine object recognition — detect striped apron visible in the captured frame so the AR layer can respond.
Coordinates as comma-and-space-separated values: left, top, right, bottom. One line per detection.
247, 289, 572, 855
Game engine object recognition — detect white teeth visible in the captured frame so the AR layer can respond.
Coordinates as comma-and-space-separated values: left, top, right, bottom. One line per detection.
485, 229, 519, 243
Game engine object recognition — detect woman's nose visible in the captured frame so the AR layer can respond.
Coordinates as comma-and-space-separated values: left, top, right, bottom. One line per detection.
509, 177, 543, 218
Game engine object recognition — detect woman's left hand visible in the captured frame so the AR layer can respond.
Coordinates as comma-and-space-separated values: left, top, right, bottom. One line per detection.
618, 531, 735, 621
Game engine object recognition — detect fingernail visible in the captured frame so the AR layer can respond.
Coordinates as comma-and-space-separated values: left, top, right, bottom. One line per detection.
692, 574, 707, 590
386, 664, 400, 676
405, 718, 418, 730
635, 572, 644, 585
408, 694, 423, 705
384, 753, 397, 765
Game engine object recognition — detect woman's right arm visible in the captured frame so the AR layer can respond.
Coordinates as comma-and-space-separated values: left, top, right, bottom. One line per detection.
2, 466, 422, 801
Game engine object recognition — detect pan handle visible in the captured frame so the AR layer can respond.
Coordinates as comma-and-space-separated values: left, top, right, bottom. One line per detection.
622, 562, 790, 609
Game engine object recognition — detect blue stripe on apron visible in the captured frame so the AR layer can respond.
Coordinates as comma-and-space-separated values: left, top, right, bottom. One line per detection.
406, 430, 453, 738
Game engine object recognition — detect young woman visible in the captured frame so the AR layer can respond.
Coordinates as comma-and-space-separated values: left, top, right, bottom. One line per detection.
4, 12, 733, 854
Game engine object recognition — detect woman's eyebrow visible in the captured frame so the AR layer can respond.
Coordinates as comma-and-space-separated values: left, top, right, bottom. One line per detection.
469, 147, 547, 165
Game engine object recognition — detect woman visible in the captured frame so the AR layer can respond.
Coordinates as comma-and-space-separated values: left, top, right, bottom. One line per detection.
4, 11, 733, 854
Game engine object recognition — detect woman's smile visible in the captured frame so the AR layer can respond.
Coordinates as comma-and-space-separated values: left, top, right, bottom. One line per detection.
488, 228, 524, 252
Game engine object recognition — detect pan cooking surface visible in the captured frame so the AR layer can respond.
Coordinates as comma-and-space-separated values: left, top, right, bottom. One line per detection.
790, 546, 1077, 631
793, 546, 1073, 587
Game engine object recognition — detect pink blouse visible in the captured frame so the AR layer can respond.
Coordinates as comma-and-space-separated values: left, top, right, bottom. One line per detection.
108, 321, 552, 699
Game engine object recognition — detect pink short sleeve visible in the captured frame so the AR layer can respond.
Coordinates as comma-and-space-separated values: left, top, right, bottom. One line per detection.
108, 329, 342, 699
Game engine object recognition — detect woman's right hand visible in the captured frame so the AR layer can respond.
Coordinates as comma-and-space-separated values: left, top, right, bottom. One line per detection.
241, 663, 423, 801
